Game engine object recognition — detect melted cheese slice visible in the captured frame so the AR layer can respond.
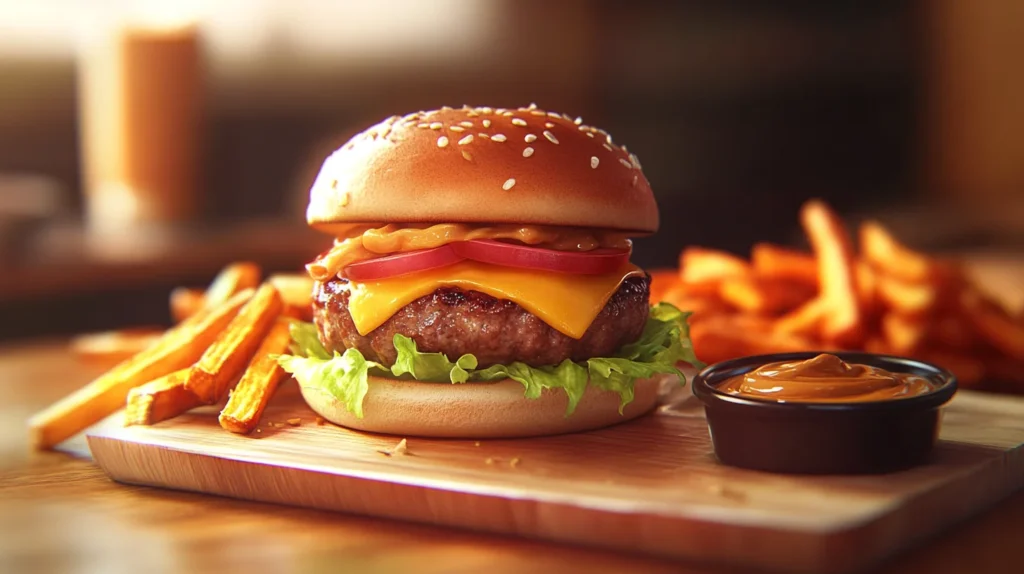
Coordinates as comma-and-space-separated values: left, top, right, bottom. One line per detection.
347, 261, 644, 339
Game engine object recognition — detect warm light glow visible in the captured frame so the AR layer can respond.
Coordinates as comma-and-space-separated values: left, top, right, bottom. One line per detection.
0, 0, 497, 63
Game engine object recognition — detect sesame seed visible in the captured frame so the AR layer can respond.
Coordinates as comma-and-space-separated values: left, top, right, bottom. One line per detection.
561, 113, 573, 121
496, 108, 507, 114
417, 123, 429, 129
466, 110, 479, 117
630, 152, 642, 168
524, 134, 537, 143
430, 122, 442, 130
632, 175, 639, 186
511, 118, 527, 127
547, 111, 560, 118
449, 125, 465, 132
437, 136, 449, 148
578, 124, 589, 131
502, 111, 514, 117
458, 134, 474, 145
586, 132, 595, 138
544, 122, 554, 129
330, 179, 338, 189
460, 121, 473, 128
478, 133, 490, 139
530, 110, 546, 116
482, 119, 492, 128
618, 158, 632, 168
523, 146, 534, 157
591, 156, 599, 169
502, 178, 516, 190
491, 134, 507, 142
543, 130, 559, 144
340, 191, 350, 206
462, 150, 473, 161
481, 107, 493, 114
622, 144, 629, 153
606, 134, 614, 144
602, 143, 613, 152
441, 105, 452, 111
574, 116, 583, 125
527, 102, 537, 110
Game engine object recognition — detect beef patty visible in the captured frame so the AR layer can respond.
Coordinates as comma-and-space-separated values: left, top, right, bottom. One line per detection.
313, 275, 650, 368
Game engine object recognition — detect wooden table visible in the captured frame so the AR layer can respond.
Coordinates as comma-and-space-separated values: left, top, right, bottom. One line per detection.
3, 254, 1023, 573
2, 343, 1023, 573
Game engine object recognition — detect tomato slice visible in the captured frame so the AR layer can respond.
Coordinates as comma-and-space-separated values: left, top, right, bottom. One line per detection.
343, 246, 464, 281
451, 240, 631, 275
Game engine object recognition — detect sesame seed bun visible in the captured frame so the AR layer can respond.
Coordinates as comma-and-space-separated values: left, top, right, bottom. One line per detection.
298, 373, 672, 438
306, 105, 659, 234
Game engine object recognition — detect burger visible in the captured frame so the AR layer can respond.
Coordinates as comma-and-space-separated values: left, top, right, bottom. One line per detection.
278, 104, 701, 438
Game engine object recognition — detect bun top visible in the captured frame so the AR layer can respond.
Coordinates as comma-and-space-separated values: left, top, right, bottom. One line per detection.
306, 104, 659, 234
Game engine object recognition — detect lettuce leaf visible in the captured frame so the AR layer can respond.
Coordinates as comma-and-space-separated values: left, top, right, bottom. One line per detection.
277, 348, 379, 418
391, 334, 479, 383
277, 302, 703, 419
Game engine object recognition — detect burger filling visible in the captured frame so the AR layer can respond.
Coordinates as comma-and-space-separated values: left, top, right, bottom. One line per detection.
313, 275, 651, 368
277, 223, 701, 419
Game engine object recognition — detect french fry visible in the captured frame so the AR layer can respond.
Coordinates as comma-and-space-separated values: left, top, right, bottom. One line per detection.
204, 262, 262, 309
691, 316, 826, 365
751, 244, 818, 286
718, 276, 815, 315
659, 289, 731, 324
169, 263, 262, 323
881, 313, 927, 355
875, 275, 937, 316
855, 260, 879, 312
680, 248, 750, 284
29, 289, 254, 450
960, 288, 1024, 360
860, 220, 934, 283
70, 328, 165, 367
863, 335, 891, 355
800, 200, 863, 345
170, 287, 205, 323
661, 201, 1023, 394
219, 317, 294, 434
125, 368, 201, 426
649, 268, 684, 304
774, 297, 826, 337
675, 281, 723, 299
268, 273, 314, 308
184, 283, 284, 404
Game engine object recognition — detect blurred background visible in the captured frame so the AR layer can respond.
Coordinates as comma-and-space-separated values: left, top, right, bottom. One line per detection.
0, 0, 1021, 340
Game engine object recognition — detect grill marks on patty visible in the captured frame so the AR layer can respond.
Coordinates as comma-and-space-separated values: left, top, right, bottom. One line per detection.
313, 275, 651, 368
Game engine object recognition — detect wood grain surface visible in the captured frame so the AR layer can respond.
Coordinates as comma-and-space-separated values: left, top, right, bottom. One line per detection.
3, 254, 1024, 573
86, 381, 1024, 574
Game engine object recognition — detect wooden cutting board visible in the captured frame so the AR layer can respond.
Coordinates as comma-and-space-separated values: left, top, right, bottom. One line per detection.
87, 383, 1024, 574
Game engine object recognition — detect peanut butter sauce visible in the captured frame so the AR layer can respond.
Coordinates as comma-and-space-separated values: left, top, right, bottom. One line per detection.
718, 353, 938, 403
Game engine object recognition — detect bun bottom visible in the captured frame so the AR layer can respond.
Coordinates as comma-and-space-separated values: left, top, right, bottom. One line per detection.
298, 374, 674, 438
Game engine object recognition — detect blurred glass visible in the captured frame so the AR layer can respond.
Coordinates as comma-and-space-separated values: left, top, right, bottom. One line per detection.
77, 21, 202, 241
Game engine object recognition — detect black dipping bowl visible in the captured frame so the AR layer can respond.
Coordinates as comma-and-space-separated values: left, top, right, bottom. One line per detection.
692, 352, 958, 475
